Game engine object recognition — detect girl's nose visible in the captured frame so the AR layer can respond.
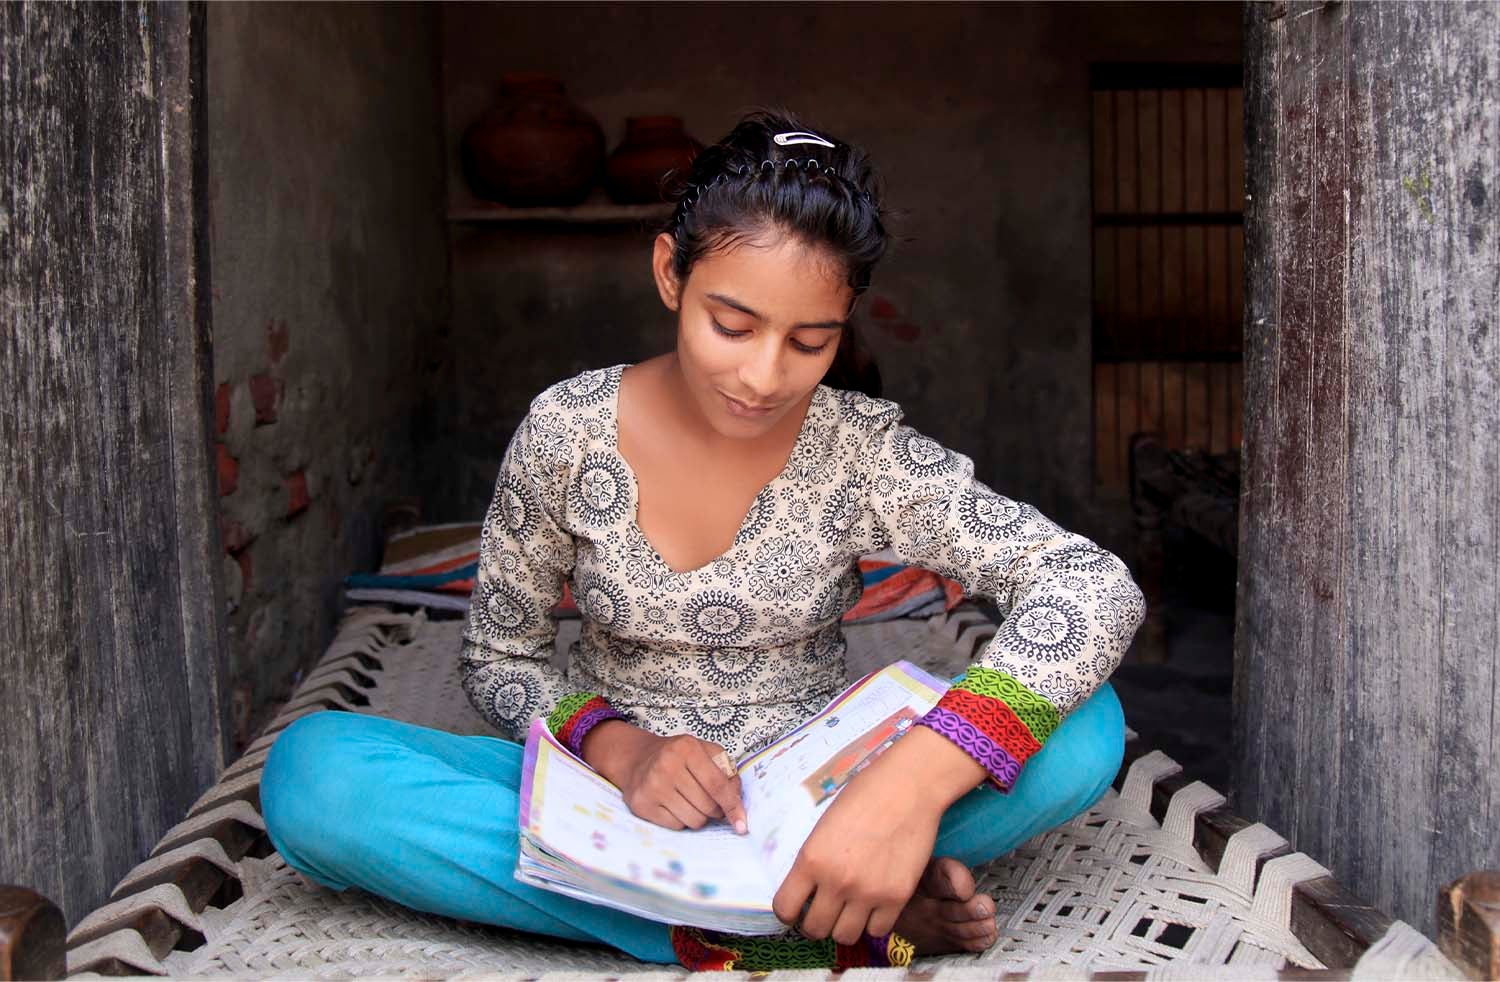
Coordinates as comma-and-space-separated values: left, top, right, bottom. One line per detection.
738, 337, 784, 399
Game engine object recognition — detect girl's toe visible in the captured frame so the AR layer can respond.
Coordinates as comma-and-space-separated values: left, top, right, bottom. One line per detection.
938, 894, 994, 922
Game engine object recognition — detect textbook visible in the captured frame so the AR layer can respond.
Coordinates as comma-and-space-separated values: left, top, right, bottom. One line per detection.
515, 660, 951, 935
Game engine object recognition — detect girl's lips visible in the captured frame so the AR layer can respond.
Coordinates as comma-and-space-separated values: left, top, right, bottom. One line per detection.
720, 391, 775, 416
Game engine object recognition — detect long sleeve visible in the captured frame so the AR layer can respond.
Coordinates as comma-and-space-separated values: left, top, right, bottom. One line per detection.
853, 399, 1144, 791
461, 399, 626, 750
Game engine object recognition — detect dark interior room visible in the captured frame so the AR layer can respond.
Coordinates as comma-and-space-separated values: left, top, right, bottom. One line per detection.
8, 2, 1497, 977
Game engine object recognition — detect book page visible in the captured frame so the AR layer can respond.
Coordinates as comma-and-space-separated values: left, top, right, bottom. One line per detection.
736, 663, 948, 886
516, 661, 949, 923
520, 722, 767, 909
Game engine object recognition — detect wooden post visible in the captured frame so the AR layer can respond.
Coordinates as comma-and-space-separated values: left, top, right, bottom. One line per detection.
1236, 0, 1500, 935
0, 888, 65, 982
1439, 872, 1500, 981
0, 2, 227, 926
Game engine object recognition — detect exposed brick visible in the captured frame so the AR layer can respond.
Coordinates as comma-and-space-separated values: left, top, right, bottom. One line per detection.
267, 318, 290, 365
220, 515, 254, 554
249, 373, 283, 425
217, 443, 239, 496
215, 382, 231, 435
869, 295, 900, 320
284, 469, 310, 517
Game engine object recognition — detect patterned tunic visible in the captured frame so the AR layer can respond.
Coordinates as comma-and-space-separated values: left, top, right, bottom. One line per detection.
460, 364, 1144, 790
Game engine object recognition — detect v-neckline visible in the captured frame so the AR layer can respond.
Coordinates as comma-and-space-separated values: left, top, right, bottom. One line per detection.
607, 363, 822, 577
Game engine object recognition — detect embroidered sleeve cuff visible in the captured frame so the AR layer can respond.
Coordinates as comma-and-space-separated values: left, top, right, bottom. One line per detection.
916, 666, 1060, 792
670, 926, 914, 971
545, 692, 627, 757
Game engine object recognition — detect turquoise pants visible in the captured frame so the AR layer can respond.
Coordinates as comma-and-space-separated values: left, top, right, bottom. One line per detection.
261, 682, 1124, 965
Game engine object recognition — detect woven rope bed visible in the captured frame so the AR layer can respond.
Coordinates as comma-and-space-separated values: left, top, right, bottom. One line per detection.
62, 605, 1457, 980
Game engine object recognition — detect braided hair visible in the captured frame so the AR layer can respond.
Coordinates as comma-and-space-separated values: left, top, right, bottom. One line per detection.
657, 108, 889, 397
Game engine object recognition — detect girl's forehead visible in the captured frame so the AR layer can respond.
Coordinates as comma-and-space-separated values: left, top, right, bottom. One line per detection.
692, 236, 850, 310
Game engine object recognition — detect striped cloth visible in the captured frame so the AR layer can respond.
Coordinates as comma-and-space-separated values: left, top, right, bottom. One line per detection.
345, 526, 964, 624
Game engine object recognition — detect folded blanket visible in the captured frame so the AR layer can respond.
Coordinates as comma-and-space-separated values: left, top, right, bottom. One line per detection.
345, 526, 964, 623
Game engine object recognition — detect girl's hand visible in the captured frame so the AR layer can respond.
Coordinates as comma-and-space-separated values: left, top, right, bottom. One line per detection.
771, 727, 987, 943
582, 720, 748, 834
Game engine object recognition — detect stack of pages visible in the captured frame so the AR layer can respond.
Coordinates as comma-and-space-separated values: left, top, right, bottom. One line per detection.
516, 661, 950, 934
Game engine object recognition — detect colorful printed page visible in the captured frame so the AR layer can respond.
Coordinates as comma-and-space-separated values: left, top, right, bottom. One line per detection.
516, 660, 950, 931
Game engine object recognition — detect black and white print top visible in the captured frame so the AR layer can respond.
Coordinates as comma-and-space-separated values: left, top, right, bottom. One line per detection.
460, 364, 1144, 762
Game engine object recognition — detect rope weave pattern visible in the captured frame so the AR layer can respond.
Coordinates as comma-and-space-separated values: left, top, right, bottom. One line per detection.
64, 605, 1456, 980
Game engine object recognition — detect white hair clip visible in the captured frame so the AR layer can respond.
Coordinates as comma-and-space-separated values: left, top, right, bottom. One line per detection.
773, 130, 835, 148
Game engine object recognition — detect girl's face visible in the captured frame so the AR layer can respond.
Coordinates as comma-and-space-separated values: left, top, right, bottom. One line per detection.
651, 229, 853, 440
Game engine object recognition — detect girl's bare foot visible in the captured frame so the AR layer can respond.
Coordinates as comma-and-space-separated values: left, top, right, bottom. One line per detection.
892, 856, 999, 954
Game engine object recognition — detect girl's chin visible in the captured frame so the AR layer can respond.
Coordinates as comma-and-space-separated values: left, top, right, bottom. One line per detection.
709, 410, 776, 440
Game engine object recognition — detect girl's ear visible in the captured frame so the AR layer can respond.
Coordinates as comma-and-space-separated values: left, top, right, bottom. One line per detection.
651, 232, 681, 312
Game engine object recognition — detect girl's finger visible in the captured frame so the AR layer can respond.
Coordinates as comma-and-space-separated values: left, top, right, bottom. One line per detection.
866, 902, 902, 941
672, 765, 722, 820
662, 788, 711, 830
830, 901, 873, 946
772, 866, 815, 927
798, 887, 845, 941
685, 746, 748, 832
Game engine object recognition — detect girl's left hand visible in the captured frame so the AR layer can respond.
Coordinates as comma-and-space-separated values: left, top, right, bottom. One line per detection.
770, 727, 987, 944
771, 771, 939, 943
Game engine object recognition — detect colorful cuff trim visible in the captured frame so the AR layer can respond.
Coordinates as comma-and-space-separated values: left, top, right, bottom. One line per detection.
934, 687, 1043, 761
564, 703, 624, 755
545, 692, 626, 757
916, 667, 1061, 790
670, 926, 914, 971
918, 706, 1022, 790
950, 665, 1061, 743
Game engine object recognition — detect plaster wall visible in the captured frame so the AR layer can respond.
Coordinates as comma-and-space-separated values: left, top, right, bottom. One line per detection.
428, 1, 1241, 554
207, 2, 449, 747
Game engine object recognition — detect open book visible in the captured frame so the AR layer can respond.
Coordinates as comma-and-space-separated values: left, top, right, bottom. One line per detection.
515, 661, 951, 935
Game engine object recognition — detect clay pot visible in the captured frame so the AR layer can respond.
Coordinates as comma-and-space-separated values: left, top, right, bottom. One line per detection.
460, 73, 605, 207
603, 116, 702, 205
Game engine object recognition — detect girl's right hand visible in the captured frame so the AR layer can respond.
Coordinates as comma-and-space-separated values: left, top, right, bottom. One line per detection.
582, 720, 748, 834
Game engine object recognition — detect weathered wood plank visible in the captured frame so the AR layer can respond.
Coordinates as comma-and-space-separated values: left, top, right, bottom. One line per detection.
0, 1, 226, 926
1233, 0, 1286, 895
1237, 0, 1500, 934
1293, 0, 1352, 883
1426, 0, 1500, 922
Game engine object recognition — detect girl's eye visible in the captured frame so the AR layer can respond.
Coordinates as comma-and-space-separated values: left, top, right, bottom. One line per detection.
713, 320, 829, 355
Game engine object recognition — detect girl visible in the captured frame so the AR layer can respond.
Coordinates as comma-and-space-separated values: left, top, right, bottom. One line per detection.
263, 109, 1143, 972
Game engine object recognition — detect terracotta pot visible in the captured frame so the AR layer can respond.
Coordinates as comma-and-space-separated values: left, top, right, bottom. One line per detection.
460, 73, 605, 207
604, 116, 702, 205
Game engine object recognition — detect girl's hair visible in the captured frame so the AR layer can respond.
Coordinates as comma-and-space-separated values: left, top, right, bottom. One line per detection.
657, 108, 889, 397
